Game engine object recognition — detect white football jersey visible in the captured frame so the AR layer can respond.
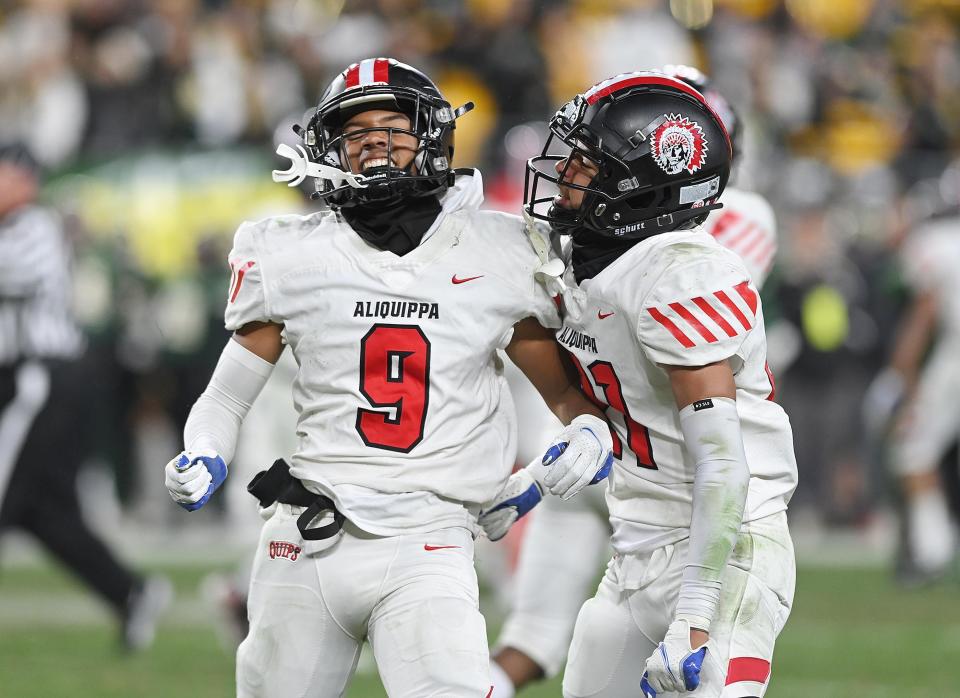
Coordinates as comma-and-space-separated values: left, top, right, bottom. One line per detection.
900, 215, 960, 342
556, 229, 797, 554
225, 173, 560, 533
702, 187, 777, 287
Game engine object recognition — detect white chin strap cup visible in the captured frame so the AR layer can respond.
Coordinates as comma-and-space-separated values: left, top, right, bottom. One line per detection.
521, 206, 569, 295
272, 143, 368, 190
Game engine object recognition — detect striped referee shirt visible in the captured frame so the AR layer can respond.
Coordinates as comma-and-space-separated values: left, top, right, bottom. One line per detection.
0, 205, 85, 365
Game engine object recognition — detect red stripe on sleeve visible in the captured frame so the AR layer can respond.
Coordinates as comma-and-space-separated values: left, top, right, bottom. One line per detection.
344, 64, 360, 88
726, 657, 771, 685
736, 227, 766, 258
734, 280, 758, 315
692, 296, 737, 337
714, 290, 751, 330
709, 209, 741, 240
373, 58, 389, 83
724, 220, 757, 249
764, 361, 777, 401
648, 307, 695, 348
230, 261, 255, 303
669, 302, 717, 343
749, 238, 775, 266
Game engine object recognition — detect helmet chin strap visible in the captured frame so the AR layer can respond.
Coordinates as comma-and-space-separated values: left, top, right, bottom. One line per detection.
272, 143, 369, 190
602, 201, 723, 239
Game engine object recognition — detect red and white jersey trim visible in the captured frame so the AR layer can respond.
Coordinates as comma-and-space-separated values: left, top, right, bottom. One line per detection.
228, 260, 256, 304
647, 280, 757, 348
707, 207, 776, 280
344, 58, 390, 88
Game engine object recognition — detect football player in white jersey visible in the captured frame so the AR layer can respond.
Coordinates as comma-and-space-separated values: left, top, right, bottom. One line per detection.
486, 67, 781, 698
161, 58, 615, 698
493, 73, 798, 697
863, 184, 960, 582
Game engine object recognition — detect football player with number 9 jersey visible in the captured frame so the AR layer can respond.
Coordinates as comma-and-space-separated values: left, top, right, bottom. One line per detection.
522, 72, 798, 698
162, 58, 613, 698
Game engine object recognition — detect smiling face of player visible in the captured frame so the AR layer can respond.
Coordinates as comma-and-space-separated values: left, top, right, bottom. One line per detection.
340, 109, 420, 176
554, 151, 600, 211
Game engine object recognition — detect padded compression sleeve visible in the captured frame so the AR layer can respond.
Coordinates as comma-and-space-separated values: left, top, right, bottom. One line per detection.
184, 338, 275, 464
674, 397, 750, 631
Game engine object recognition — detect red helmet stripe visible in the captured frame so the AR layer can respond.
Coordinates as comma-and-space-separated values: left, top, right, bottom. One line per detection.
585, 74, 705, 105
373, 58, 389, 84
344, 63, 360, 88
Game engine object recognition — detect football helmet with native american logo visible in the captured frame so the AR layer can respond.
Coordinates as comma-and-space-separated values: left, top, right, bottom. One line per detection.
524, 72, 732, 241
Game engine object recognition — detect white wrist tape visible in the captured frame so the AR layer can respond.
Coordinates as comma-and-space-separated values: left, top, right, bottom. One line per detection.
675, 397, 750, 630
184, 338, 275, 464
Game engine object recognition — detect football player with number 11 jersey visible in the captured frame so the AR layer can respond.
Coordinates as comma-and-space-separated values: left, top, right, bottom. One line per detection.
520, 72, 798, 698
487, 66, 782, 698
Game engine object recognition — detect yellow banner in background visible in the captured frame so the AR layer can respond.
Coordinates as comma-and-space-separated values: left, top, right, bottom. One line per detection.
47, 149, 303, 279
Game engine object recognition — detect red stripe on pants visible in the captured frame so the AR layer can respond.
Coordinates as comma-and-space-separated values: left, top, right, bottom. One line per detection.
726, 657, 771, 685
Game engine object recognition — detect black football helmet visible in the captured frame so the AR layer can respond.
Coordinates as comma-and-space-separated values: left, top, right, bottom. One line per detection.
295, 58, 473, 208
524, 72, 732, 240
662, 64, 741, 162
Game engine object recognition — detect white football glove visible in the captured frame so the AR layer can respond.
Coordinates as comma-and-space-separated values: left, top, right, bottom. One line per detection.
164, 449, 228, 511
478, 468, 543, 542
538, 414, 614, 500
641, 619, 708, 695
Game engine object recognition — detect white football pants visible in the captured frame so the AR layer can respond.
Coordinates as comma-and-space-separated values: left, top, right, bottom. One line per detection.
562, 511, 795, 698
237, 504, 491, 697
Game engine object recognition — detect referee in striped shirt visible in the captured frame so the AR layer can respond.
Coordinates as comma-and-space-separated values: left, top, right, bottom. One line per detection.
0, 143, 170, 650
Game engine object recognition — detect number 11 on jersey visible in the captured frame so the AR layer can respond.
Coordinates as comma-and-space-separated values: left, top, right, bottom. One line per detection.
567, 353, 657, 469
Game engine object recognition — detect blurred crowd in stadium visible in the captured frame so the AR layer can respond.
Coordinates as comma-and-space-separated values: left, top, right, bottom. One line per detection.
2, 0, 959, 570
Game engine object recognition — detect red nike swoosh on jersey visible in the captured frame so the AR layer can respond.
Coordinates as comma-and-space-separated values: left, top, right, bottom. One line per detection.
598, 310, 615, 319
423, 544, 462, 551
451, 274, 484, 284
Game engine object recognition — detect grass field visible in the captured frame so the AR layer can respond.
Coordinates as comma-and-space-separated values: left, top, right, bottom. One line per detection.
1, 560, 957, 697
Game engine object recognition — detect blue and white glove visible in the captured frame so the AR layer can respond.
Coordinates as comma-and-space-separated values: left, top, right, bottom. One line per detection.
478, 468, 543, 542
641, 619, 707, 695
164, 449, 228, 512
539, 414, 614, 500
478, 414, 614, 541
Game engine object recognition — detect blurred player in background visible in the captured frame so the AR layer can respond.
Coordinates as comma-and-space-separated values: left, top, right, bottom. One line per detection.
499, 72, 797, 697
0, 143, 171, 651
487, 66, 780, 697
163, 58, 613, 697
679, 66, 777, 285
863, 167, 960, 584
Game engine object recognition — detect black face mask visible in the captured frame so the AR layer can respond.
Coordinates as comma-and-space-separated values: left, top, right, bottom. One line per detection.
570, 229, 637, 283
340, 194, 443, 256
